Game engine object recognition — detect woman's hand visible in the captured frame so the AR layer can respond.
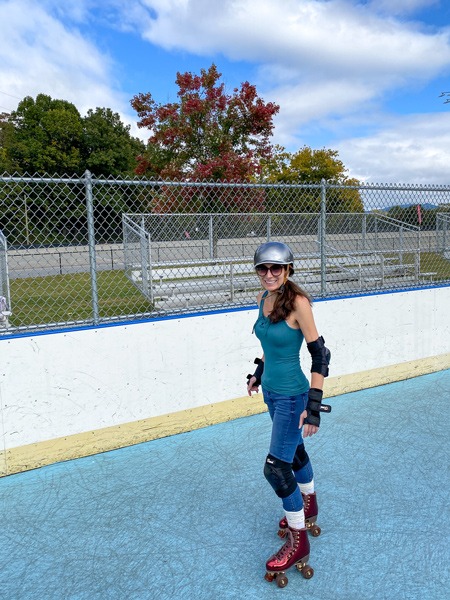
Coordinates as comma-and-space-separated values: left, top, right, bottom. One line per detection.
299, 410, 319, 437
247, 376, 259, 396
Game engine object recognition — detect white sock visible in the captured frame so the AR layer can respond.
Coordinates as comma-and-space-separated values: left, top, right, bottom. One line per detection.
298, 479, 314, 495
284, 508, 305, 530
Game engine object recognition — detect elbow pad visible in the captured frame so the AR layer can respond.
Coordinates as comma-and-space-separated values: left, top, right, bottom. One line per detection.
307, 336, 331, 377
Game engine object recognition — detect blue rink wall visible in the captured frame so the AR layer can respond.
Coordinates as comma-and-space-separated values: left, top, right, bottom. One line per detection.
1, 285, 450, 476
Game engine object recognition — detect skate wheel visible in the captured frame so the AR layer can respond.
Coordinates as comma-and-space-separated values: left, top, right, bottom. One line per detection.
275, 573, 288, 588
311, 525, 321, 537
301, 565, 314, 580
264, 572, 275, 583
277, 529, 288, 539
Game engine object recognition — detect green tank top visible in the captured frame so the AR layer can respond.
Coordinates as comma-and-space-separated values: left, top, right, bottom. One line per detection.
254, 292, 310, 395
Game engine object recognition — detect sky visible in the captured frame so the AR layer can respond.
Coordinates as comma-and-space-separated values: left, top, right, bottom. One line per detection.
1, 0, 450, 184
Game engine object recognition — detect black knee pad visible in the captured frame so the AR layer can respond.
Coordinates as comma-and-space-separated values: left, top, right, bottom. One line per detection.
292, 443, 309, 472
263, 454, 297, 499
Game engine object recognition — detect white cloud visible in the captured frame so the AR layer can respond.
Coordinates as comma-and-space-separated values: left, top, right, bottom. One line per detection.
136, 0, 450, 82
0, 0, 128, 117
128, 0, 450, 157
1, 0, 449, 179
269, 79, 379, 148
336, 112, 450, 184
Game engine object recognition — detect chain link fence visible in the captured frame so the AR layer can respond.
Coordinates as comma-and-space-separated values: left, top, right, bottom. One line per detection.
1, 172, 450, 335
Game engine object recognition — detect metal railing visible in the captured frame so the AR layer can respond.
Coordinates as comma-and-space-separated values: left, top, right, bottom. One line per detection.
437, 212, 450, 257
1, 172, 450, 335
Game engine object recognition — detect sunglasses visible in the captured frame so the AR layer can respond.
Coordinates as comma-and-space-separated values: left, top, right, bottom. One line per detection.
255, 264, 284, 277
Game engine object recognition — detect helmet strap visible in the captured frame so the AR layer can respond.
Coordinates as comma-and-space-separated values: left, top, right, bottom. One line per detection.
277, 267, 290, 294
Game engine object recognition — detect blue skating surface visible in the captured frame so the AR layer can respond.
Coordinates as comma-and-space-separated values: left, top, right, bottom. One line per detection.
1, 370, 449, 600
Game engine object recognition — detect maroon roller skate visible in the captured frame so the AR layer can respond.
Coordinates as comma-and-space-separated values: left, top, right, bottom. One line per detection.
264, 526, 313, 588
278, 492, 321, 538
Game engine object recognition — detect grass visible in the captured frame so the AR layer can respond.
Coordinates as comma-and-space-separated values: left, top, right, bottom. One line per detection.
9, 270, 153, 328
410, 251, 450, 278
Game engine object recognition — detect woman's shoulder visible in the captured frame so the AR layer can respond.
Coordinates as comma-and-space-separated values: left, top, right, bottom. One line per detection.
293, 293, 312, 312
256, 291, 265, 307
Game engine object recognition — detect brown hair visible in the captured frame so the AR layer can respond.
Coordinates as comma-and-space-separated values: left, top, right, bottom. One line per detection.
269, 265, 312, 323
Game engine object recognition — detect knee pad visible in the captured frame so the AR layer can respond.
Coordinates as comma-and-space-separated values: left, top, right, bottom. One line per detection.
263, 454, 297, 499
292, 443, 310, 472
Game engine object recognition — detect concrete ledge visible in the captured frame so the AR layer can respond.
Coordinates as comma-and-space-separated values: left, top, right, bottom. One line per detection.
2, 352, 449, 477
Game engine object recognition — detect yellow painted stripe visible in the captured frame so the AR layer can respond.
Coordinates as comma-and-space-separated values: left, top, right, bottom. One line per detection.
2, 353, 449, 477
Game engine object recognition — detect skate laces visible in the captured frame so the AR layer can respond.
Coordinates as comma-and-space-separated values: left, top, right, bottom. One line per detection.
275, 530, 298, 560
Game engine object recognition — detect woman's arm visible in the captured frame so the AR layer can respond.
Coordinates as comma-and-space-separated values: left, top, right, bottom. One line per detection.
247, 291, 265, 396
292, 295, 325, 437
247, 354, 265, 396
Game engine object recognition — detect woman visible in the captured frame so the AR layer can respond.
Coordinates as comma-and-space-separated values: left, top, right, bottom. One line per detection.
247, 241, 330, 588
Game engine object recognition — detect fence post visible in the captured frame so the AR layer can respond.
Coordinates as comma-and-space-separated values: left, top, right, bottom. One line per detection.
230, 262, 234, 302
417, 227, 421, 281
320, 179, 327, 296
375, 216, 378, 251
399, 226, 403, 265
209, 215, 214, 259
0, 230, 11, 312
84, 170, 99, 326
442, 217, 447, 255
362, 214, 367, 251
140, 216, 150, 302
267, 215, 272, 242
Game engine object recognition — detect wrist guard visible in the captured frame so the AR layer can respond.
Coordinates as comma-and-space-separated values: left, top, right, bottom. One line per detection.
247, 358, 264, 387
304, 388, 332, 428
307, 336, 331, 377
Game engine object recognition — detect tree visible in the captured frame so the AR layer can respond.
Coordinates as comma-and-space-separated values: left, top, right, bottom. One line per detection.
261, 145, 363, 213
81, 107, 145, 177
1, 96, 148, 245
131, 63, 279, 181
8, 94, 83, 175
130, 63, 279, 212
0, 112, 20, 174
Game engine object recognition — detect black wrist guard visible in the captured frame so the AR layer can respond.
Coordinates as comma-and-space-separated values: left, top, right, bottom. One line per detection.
307, 336, 331, 377
304, 388, 332, 428
247, 358, 264, 387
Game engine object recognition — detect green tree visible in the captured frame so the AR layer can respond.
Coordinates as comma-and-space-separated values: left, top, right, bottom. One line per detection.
81, 107, 145, 177
8, 94, 83, 175
0, 112, 20, 174
261, 145, 363, 213
2, 97, 148, 245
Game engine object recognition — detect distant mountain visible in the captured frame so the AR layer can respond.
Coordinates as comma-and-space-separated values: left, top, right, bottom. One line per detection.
382, 203, 438, 211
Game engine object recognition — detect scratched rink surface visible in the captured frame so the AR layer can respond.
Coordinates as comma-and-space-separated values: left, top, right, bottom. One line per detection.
1, 370, 449, 600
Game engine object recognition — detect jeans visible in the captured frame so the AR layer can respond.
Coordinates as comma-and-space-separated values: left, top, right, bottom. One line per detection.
263, 388, 314, 512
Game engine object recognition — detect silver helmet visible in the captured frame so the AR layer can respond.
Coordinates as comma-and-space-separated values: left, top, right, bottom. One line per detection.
253, 242, 295, 274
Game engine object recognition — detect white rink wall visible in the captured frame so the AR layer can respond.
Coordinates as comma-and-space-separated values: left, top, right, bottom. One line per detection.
1, 286, 450, 459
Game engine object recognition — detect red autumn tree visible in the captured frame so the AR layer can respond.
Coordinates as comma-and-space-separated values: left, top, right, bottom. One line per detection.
130, 64, 279, 212
131, 63, 279, 181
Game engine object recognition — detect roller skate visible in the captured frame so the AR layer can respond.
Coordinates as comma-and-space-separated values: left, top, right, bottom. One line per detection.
278, 492, 321, 538
264, 526, 313, 588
